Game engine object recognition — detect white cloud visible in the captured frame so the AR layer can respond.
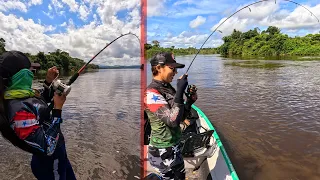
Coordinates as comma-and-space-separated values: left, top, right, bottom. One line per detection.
60, 22, 67, 27
93, 14, 98, 23
28, 0, 43, 6
78, 4, 90, 21
210, 16, 251, 35
261, 4, 320, 29
45, 25, 56, 32
58, 10, 65, 16
97, 0, 139, 24
0, 2, 141, 66
189, 15, 206, 28
67, 18, 75, 29
173, 0, 195, 6
61, 0, 79, 12
48, 4, 52, 11
147, 0, 166, 17
157, 31, 223, 48
235, 1, 280, 20
51, 0, 63, 10
42, 11, 54, 19
210, 1, 320, 36
0, 0, 27, 12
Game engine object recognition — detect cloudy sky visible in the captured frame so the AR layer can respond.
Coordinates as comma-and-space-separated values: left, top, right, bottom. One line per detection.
0, 0, 141, 66
148, 0, 320, 48
0, 0, 319, 65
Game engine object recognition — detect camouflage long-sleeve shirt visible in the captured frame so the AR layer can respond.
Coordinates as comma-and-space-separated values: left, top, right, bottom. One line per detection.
144, 79, 192, 148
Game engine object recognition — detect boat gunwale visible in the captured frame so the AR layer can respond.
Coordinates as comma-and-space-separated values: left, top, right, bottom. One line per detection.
192, 104, 240, 180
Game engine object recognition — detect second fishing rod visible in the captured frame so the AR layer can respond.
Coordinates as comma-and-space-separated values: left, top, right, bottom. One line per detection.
184, 0, 320, 74
180, 0, 320, 100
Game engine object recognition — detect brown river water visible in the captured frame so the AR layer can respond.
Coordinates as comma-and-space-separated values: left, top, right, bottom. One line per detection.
0, 54, 319, 180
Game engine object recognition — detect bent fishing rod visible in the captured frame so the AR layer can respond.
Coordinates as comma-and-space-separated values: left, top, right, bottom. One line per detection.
185, 0, 320, 73
47, 32, 140, 109
67, 32, 141, 86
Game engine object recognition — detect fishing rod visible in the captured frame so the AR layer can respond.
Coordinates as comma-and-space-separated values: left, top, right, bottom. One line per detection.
67, 32, 141, 86
49, 32, 141, 98
185, 0, 320, 73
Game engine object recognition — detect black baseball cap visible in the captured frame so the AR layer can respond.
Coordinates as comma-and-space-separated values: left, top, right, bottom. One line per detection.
0, 51, 39, 78
150, 52, 185, 68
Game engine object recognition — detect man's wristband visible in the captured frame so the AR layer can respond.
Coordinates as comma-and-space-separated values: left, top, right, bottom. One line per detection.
43, 80, 52, 89
52, 109, 62, 118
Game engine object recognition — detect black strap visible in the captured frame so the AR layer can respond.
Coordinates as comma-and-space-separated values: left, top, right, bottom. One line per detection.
144, 111, 151, 145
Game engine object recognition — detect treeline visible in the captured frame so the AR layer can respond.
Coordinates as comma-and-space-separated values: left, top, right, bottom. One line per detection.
145, 40, 218, 59
217, 26, 320, 57
145, 26, 320, 58
0, 38, 99, 76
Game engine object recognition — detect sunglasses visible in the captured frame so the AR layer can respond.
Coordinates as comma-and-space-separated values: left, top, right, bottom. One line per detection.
168, 66, 176, 72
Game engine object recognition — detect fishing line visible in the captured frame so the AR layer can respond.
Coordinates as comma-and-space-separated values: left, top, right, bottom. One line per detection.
185, 0, 320, 73
47, 32, 141, 110
67, 32, 141, 85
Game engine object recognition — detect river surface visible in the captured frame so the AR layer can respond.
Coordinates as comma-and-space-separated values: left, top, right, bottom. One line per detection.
0, 54, 319, 180
168, 55, 320, 180
0, 69, 142, 180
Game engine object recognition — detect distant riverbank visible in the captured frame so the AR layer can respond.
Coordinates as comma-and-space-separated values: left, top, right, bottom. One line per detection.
146, 26, 320, 59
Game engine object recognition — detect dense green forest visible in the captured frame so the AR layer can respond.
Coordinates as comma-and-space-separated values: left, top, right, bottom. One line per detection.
218, 26, 320, 57
145, 41, 218, 59
146, 26, 320, 58
0, 38, 99, 76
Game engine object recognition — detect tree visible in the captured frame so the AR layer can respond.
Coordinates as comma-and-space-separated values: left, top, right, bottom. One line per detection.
144, 43, 153, 50
311, 34, 320, 41
254, 27, 261, 34
222, 36, 232, 43
151, 40, 160, 48
60, 54, 69, 72
242, 29, 259, 40
0, 38, 6, 55
231, 29, 242, 40
36, 52, 47, 68
266, 26, 281, 35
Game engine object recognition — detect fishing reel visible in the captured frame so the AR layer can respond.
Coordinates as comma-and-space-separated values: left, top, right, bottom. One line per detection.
186, 85, 197, 96
186, 84, 197, 102
52, 79, 71, 96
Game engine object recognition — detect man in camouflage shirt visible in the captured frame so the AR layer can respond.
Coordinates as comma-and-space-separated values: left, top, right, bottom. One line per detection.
144, 52, 197, 180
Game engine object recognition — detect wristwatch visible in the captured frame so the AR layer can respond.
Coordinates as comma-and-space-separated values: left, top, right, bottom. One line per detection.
43, 80, 52, 89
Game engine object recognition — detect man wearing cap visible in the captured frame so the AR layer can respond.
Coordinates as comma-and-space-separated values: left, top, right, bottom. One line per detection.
144, 52, 198, 179
0, 51, 76, 180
